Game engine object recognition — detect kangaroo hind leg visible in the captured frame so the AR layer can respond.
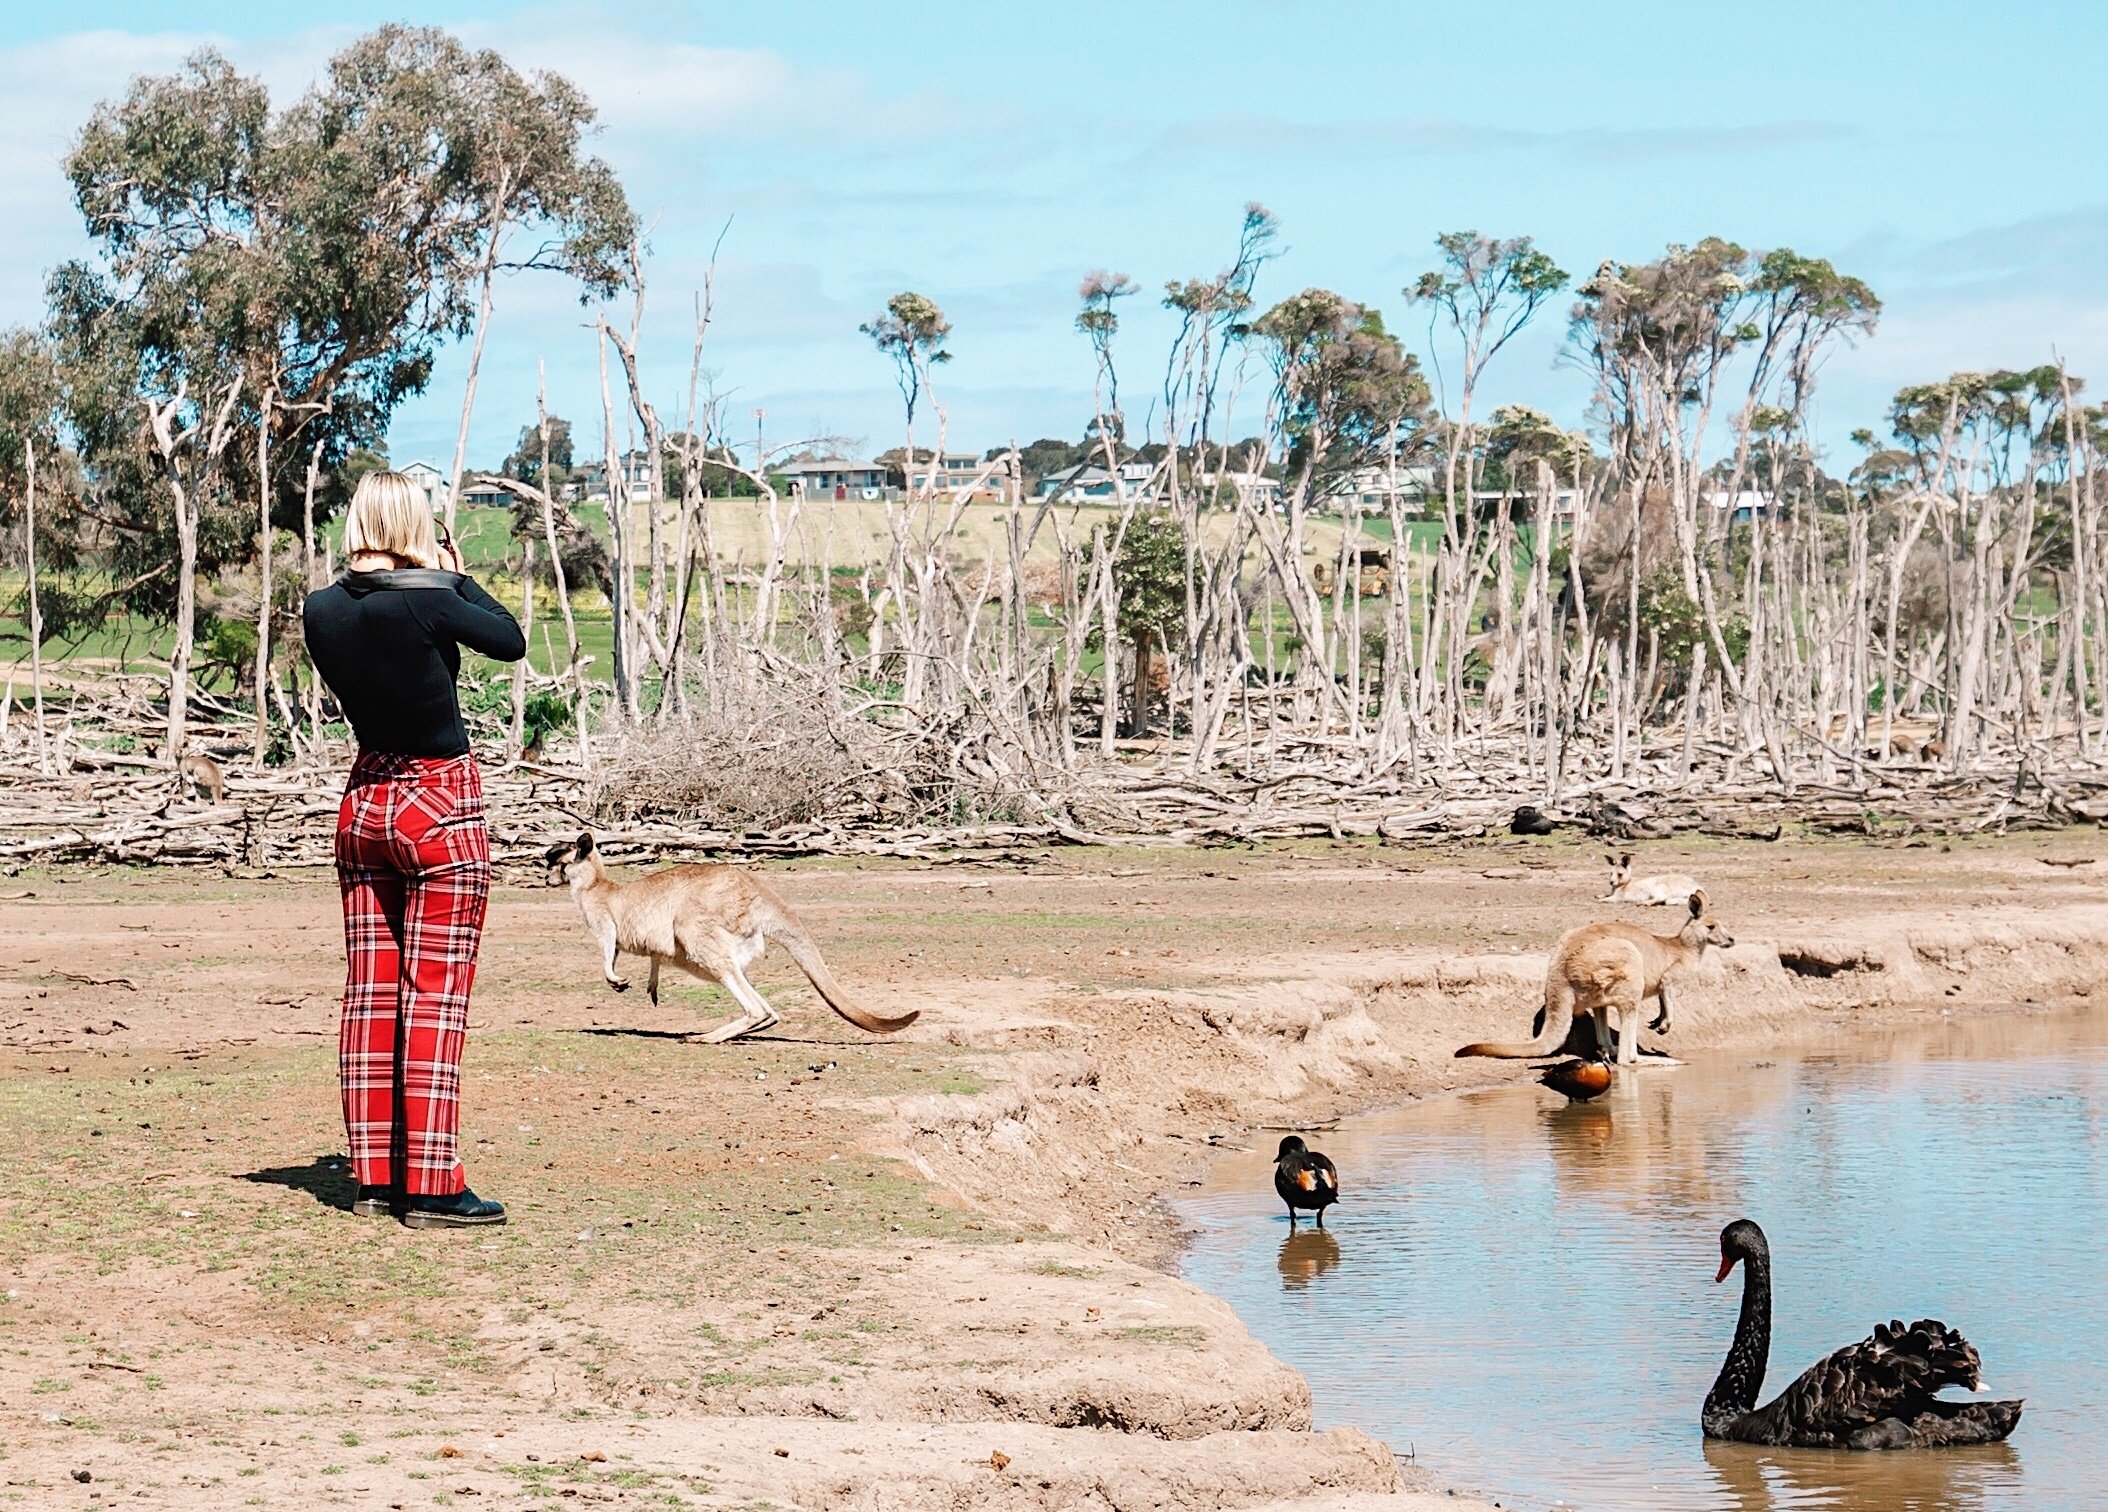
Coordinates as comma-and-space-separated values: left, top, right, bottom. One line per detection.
697, 930, 781, 1044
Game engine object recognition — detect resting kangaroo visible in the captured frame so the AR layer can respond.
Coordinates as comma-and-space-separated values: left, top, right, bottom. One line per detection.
1600, 852, 1699, 906
544, 832, 919, 1044
1456, 891, 1733, 1066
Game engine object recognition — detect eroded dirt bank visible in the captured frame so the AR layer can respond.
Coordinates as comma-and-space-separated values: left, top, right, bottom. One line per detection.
0, 830, 2099, 1509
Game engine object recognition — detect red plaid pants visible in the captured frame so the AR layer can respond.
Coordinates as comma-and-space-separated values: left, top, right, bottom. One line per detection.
334, 752, 491, 1197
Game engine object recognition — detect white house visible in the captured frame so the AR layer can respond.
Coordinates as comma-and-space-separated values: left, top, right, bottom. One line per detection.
1032, 461, 1160, 504
1322, 464, 1435, 512
1198, 470, 1282, 510
399, 460, 449, 515
572, 451, 659, 499
1703, 488, 1775, 520
906, 450, 1015, 501
778, 458, 890, 500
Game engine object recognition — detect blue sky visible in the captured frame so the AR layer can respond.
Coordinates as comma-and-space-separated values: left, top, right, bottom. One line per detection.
3, 1, 2106, 470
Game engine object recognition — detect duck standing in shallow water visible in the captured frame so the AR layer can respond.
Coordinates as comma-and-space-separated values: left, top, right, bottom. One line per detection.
1704, 1218, 2023, 1449
1537, 1057, 1614, 1102
1273, 1135, 1339, 1229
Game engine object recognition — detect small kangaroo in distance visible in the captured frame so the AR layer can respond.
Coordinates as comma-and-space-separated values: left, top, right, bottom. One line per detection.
1456, 891, 1734, 1066
178, 750, 226, 805
1600, 852, 1700, 906
544, 832, 918, 1044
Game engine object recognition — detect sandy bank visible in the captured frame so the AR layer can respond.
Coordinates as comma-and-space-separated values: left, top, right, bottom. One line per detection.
0, 833, 2098, 1508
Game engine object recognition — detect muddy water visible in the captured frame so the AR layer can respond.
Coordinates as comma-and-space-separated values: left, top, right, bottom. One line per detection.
1179, 1009, 2108, 1512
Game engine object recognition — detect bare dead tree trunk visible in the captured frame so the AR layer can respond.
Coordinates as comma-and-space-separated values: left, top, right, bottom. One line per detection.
253, 388, 275, 764
24, 438, 46, 773
443, 207, 509, 538
145, 376, 243, 766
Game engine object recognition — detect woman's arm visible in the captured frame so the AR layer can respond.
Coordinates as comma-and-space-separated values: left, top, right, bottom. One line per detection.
434, 574, 528, 662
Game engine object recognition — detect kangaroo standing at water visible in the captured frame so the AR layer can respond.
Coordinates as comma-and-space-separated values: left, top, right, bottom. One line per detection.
545, 832, 918, 1043
1456, 892, 1733, 1066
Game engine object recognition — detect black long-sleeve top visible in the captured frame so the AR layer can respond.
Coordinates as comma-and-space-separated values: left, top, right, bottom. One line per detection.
303, 568, 527, 758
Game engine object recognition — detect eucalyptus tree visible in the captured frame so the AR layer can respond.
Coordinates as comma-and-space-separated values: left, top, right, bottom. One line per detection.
863, 291, 954, 471
1076, 269, 1138, 449
860, 292, 959, 709
1250, 289, 1430, 707
1400, 234, 1568, 752
48, 30, 634, 759
1147, 206, 1278, 766
1407, 232, 1568, 542
1886, 367, 2068, 763
299, 26, 637, 529
1569, 240, 1876, 778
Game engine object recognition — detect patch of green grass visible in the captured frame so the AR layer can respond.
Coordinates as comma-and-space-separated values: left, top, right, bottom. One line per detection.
1118, 1325, 1208, 1348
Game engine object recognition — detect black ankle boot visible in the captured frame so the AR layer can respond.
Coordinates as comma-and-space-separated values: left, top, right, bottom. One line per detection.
402, 1187, 507, 1229
351, 1184, 392, 1217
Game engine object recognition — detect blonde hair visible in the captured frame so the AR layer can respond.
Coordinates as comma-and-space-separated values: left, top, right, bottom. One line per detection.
344, 471, 443, 569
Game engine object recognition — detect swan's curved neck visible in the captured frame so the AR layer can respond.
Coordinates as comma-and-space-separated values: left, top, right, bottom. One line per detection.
1705, 1251, 1770, 1421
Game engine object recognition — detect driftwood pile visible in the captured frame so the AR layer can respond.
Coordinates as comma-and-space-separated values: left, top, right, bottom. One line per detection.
3, 677, 2101, 875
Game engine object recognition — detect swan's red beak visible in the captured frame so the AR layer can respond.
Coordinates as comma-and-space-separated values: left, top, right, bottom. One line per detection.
1714, 1254, 1736, 1283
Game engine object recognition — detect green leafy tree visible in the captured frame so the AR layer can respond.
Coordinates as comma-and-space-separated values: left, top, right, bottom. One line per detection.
1481, 404, 1590, 495
1407, 232, 1568, 534
1084, 511, 1186, 736
861, 291, 952, 435
47, 30, 635, 755
1077, 269, 1137, 449
504, 415, 573, 482
1251, 290, 1432, 499
0, 329, 67, 566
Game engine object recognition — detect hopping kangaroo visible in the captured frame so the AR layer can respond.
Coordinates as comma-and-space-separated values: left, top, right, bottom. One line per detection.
545, 832, 918, 1044
1456, 891, 1733, 1066
1600, 853, 1699, 906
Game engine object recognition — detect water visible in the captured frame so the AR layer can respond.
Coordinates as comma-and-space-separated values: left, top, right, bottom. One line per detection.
1178, 1009, 2108, 1512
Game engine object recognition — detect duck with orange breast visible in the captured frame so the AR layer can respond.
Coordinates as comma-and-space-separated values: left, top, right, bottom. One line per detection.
1537, 1057, 1614, 1102
1272, 1135, 1339, 1229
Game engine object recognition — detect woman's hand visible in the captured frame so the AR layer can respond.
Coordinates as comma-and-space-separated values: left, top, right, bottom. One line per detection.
435, 533, 464, 573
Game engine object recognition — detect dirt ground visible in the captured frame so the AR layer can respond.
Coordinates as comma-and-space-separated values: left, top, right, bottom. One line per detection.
0, 827, 2103, 1510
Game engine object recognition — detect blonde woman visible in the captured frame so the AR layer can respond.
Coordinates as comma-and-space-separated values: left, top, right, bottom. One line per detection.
303, 472, 525, 1227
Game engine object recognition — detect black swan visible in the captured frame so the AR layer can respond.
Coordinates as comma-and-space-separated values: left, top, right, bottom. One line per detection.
1537, 1057, 1614, 1101
1704, 1219, 2023, 1449
1272, 1135, 1339, 1229
1510, 805, 1558, 835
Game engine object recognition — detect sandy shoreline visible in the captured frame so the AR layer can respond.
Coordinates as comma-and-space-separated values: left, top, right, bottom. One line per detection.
0, 831, 2100, 1508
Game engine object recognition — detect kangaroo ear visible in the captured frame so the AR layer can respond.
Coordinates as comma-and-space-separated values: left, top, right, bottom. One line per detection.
1688, 890, 1706, 918
1622, 852, 1633, 866
577, 831, 595, 857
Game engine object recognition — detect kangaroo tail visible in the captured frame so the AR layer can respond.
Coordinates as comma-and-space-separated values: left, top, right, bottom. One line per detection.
1456, 992, 1571, 1059
1455, 1039, 1559, 1059
768, 906, 918, 1035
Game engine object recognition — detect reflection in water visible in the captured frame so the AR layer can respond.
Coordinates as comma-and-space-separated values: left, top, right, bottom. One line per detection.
1702, 1438, 2021, 1512
1277, 1227, 1340, 1291
1179, 1008, 2108, 1512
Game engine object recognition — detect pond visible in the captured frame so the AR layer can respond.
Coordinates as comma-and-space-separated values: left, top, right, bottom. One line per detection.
1178, 1008, 2108, 1511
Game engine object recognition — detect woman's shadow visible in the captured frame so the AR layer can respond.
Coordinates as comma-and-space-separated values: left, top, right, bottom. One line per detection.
239, 1154, 358, 1212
